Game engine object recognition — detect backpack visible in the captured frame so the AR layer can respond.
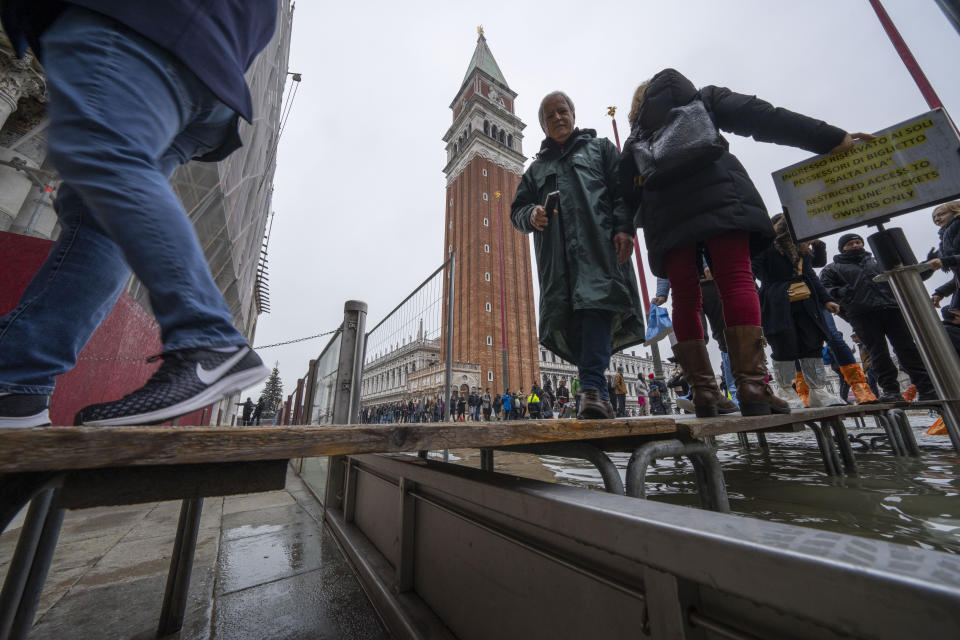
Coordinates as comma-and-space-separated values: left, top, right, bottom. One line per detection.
631, 97, 725, 189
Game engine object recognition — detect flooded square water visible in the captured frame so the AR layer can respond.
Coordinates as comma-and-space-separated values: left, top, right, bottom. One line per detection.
437, 413, 960, 554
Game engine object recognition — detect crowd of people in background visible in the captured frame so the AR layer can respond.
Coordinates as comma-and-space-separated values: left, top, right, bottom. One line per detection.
358, 369, 698, 424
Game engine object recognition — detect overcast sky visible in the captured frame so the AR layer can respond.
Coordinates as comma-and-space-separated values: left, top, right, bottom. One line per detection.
245, 0, 960, 404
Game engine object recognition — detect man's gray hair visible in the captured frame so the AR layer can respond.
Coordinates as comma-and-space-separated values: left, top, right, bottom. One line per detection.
538, 91, 575, 131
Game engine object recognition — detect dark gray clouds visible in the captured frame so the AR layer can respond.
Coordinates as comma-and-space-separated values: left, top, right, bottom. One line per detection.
249, 0, 960, 399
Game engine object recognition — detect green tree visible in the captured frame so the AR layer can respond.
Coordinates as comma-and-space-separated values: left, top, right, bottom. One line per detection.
259, 365, 284, 419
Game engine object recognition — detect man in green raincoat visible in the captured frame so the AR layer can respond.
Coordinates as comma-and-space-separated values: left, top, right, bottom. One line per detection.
511, 91, 645, 419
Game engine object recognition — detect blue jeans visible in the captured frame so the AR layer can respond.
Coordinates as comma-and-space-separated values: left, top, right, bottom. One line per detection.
821, 309, 856, 366
0, 8, 245, 395
720, 351, 738, 407
575, 309, 612, 401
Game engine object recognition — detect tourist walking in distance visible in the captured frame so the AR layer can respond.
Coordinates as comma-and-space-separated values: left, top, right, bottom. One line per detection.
242, 397, 255, 426
614, 367, 627, 417
619, 68, 869, 416
512, 91, 645, 420
0, 2, 277, 427
555, 378, 570, 411
526, 387, 541, 419
647, 374, 668, 416
571, 376, 581, 416
635, 375, 649, 416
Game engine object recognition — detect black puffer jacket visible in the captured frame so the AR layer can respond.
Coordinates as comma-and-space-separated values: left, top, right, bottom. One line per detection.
753, 248, 834, 338
619, 69, 846, 276
819, 250, 898, 317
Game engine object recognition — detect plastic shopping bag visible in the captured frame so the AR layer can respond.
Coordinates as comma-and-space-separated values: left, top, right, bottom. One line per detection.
645, 304, 674, 344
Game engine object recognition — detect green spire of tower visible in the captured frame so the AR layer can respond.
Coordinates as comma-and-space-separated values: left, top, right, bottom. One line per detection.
459, 29, 509, 90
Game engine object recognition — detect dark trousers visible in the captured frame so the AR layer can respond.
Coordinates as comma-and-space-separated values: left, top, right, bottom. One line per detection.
849, 309, 933, 395
574, 309, 612, 400
947, 323, 960, 356
700, 280, 727, 351
615, 393, 626, 416
767, 307, 824, 361
832, 363, 849, 401
866, 368, 880, 395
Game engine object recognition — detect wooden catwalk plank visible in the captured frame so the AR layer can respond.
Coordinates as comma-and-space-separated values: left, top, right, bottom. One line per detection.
0, 416, 677, 474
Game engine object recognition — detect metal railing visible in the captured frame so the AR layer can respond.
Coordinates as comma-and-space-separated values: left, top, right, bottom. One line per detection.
359, 256, 455, 422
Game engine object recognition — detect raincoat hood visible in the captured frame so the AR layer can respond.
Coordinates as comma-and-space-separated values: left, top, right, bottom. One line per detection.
635, 68, 698, 131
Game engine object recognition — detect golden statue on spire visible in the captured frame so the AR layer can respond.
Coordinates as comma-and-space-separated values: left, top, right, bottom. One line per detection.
477, 25, 484, 37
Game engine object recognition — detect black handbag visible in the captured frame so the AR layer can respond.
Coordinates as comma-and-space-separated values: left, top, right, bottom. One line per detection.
631, 98, 726, 188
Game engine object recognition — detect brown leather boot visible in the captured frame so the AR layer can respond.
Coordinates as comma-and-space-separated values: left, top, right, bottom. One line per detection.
577, 389, 616, 420
717, 395, 738, 413
672, 339, 734, 418
839, 363, 877, 404
723, 325, 790, 416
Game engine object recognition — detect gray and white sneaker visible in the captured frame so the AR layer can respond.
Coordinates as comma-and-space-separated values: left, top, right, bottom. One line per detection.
75, 345, 269, 426
0, 393, 51, 428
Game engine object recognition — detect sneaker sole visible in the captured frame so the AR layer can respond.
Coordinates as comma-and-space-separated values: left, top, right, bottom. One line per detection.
81, 364, 270, 427
0, 409, 51, 429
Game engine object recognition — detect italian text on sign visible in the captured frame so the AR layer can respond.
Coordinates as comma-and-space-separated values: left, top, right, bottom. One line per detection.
774, 109, 960, 242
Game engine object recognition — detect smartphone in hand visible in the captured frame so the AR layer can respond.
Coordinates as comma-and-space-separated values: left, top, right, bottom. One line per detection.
543, 190, 560, 215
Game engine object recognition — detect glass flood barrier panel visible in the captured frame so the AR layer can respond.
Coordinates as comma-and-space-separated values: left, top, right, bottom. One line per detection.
299, 330, 342, 504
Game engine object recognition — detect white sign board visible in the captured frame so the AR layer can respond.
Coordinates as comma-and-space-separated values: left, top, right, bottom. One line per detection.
773, 109, 960, 242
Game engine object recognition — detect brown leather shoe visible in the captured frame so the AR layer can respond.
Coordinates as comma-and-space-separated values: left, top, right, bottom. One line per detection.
672, 339, 727, 418
577, 389, 616, 419
723, 325, 790, 416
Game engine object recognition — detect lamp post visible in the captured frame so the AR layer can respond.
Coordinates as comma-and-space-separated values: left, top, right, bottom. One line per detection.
607, 107, 664, 379
495, 190, 509, 392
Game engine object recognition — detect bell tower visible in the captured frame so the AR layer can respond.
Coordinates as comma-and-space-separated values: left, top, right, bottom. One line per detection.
441, 29, 540, 394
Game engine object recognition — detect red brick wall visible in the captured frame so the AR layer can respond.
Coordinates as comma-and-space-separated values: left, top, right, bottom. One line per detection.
0, 231, 213, 426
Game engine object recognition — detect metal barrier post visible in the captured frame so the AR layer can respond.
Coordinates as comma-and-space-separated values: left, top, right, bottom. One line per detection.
157, 497, 204, 636
444, 253, 455, 422
6, 502, 64, 640
325, 301, 367, 511
0, 491, 54, 640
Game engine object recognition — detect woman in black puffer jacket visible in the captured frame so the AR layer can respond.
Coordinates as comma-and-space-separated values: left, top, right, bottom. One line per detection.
929, 201, 960, 310
753, 214, 844, 408
619, 68, 867, 417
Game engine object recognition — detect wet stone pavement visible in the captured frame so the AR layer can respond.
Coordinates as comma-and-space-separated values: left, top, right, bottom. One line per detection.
0, 468, 388, 640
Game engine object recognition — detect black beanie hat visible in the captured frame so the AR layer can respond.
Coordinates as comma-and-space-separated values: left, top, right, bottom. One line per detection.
838, 233, 863, 252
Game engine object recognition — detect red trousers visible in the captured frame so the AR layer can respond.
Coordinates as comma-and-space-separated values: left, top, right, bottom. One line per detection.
664, 232, 761, 342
